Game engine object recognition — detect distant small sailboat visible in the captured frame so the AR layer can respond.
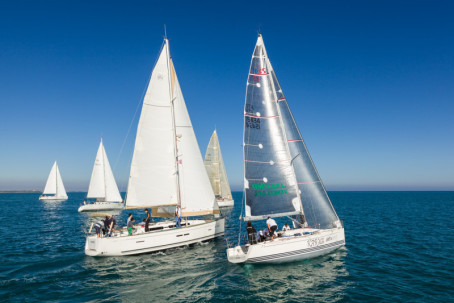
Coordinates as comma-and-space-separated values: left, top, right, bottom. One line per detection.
39, 161, 68, 201
84, 38, 224, 257
78, 139, 123, 213
227, 35, 345, 264
204, 130, 234, 207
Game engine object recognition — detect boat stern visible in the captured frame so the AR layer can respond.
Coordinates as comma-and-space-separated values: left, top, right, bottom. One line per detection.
84, 236, 104, 256
227, 245, 248, 263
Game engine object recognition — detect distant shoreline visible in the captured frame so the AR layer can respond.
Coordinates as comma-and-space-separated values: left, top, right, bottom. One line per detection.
0, 190, 87, 193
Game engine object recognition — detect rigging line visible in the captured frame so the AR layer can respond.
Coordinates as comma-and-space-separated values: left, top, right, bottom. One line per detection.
112, 40, 164, 172
114, 41, 166, 198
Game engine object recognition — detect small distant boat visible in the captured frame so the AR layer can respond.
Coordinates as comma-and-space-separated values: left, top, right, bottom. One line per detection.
204, 130, 234, 207
78, 139, 124, 213
39, 161, 68, 201
84, 38, 224, 257
227, 35, 345, 264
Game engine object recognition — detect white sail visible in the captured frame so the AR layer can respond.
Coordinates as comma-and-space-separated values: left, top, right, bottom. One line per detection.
204, 130, 232, 200
87, 139, 122, 202
126, 39, 217, 216
55, 164, 67, 198
43, 162, 58, 194
172, 65, 219, 216
43, 161, 67, 198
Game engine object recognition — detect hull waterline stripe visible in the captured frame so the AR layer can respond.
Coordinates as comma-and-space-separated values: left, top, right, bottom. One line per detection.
248, 239, 345, 263
120, 231, 225, 254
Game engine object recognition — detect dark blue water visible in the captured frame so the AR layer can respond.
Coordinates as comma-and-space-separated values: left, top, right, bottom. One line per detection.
0, 192, 453, 302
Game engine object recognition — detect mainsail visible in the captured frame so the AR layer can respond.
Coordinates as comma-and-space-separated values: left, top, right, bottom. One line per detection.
126, 39, 219, 216
43, 161, 67, 198
243, 35, 339, 228
204, 130, 232, 200
87, 139, 122, 202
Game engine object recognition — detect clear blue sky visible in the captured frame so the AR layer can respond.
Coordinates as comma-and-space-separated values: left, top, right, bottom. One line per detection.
0, 0, 453, 191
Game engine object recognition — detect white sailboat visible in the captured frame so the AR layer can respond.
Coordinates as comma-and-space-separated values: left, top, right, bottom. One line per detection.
39, 161, 68, 201
85, 38, 225, 257
227, 35, 345, 264
204, 130, 234, 207
78, 139, 124, 212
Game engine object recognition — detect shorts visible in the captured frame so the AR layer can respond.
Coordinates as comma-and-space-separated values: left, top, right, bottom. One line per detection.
128, 227, 133, 235
270, 225, 277, 236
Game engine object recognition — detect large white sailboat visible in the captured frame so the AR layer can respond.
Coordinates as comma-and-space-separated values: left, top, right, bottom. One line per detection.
78, 139, 124, 212
84, 38, 225, 257
204, 130, 234, 207
227, 35, 345, 264
39, 161, 68, 201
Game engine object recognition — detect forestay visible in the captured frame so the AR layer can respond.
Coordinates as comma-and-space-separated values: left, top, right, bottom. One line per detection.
87, 139, 122, 202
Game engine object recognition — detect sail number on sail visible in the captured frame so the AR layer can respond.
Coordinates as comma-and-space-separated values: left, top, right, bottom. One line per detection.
250, 67, 268, 82
251, 183, 287, 196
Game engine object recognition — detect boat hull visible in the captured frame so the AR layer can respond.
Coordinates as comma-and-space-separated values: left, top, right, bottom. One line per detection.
227, 227, 345, 264
85, 218, 225, 256
39, 195, 68, 201
216, 199, 234, 208
78, 202, 124, 212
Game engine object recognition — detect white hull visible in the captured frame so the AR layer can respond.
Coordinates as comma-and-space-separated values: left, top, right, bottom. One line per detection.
227, 227, 345, 264
39, 195, 67, 201
85, 218, 225, 256
216, 199, 234, 208
78, 201, 124, 212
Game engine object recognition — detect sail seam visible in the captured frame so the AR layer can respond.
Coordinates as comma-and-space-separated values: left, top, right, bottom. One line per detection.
244, 114, 279, 119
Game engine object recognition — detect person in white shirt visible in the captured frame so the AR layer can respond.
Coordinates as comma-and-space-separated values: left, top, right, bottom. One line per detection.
266, 217, 278, 240
282, 223, 290, 231
175, 205, 182, 228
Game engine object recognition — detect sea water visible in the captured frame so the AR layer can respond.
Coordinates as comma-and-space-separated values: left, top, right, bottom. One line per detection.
0, 191, 453, 302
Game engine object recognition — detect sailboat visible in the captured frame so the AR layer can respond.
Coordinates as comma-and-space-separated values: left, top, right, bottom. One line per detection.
84, 38, 225, 256
78, 139, 124, 212
39, 161, 68, 201
227, 35, 345, 264
204, 130, 234, 207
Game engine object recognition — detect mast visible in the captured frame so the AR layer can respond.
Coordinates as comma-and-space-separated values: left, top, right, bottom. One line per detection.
165, 39, 182, 206
101, 138, 107, 200
55, 162, 58, 196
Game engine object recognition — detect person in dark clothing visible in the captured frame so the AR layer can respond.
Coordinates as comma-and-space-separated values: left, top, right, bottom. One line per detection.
246, 221, 257, 245
143, 208, 151, 232
102, 216, 111, 235
105, 215, 116, 236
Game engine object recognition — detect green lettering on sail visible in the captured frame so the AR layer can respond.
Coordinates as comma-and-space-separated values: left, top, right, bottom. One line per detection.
252, 184, 287, 196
